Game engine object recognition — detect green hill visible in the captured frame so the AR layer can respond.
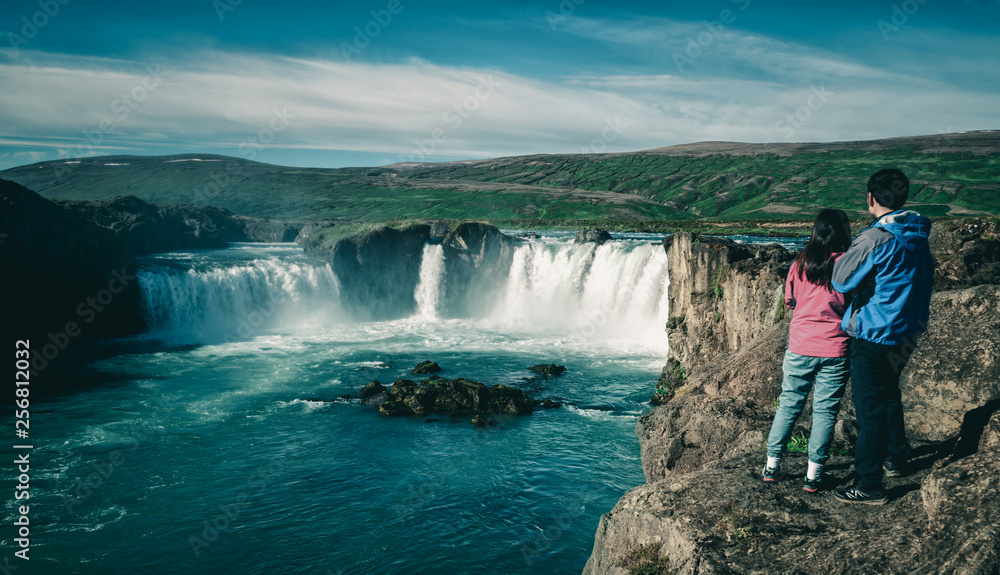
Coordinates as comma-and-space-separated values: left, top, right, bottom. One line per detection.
2, 131, 997, 226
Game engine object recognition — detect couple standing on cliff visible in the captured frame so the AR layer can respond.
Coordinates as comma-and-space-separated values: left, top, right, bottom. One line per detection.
761, 168, 934, 505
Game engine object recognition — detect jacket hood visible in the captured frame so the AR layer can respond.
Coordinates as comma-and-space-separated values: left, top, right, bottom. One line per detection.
874, 210, 932, 252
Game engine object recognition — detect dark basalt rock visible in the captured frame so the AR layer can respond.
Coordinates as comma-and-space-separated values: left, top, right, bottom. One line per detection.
0, 180, 145, 391
363, 376, 534, 418
57, 195, 250, 253
575, 228, 613, 245
528, 364, 567, 376
359, 381, 385, 400
440, 222, 520, 318
301, 223, 431, 321
412, 361, 442, 375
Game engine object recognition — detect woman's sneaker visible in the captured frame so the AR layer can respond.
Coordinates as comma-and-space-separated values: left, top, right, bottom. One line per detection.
834, 484, 888, 505
802, 475, 823, 493
762, 466, 779, 483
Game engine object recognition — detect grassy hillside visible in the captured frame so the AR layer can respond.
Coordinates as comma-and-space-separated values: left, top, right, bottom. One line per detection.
2, 131, 997, 224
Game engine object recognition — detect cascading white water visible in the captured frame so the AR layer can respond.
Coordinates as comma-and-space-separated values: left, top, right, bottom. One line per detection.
491, 239, 670, 341
138, 247, 343, 339
135, 238, 669, 346
414, 243, 446, 319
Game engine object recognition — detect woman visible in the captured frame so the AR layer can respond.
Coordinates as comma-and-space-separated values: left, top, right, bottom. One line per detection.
763, 208, 853, 493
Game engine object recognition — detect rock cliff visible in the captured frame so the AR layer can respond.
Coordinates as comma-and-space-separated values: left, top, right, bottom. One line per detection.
440, 222, 522, 318
58, 194, 315, 250
299, 223, 432, 320
663, 233, 793, 374
587, 222, 1000, 575
58, 195, 249, 253
0, 180, 145, 392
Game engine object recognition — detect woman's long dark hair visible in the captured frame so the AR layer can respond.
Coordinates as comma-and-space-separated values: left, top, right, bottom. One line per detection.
795, 208, 852, 285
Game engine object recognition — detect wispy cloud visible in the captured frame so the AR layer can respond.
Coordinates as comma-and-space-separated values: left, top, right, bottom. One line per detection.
0, 38, 997, 170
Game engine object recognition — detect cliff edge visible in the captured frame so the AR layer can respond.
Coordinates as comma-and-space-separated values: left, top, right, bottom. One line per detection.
587, 222, 1000, 575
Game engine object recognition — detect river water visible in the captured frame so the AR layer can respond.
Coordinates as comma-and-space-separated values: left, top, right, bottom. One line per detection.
20, 232, 804, 574
15, 233, 666, 574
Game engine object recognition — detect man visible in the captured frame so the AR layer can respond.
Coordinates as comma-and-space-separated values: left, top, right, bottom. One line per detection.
830, 168, 934, 505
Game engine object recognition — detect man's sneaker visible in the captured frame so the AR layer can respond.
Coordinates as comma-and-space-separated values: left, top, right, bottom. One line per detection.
802, 475, 823, 493
883, 455, 906, 477
834, 484, 888, 505
762, 466, 779, 483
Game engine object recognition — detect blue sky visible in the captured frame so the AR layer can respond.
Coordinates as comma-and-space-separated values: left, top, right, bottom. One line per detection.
1, 0, 998, 170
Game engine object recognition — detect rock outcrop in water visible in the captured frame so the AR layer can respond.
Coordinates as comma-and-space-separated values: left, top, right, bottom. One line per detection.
300, 223, 432, 320
529, 364, 567, 376
575, 228, 613, 245
359, 376, 535, 419
586, 222, 1000, 575
441, 222, 521, 318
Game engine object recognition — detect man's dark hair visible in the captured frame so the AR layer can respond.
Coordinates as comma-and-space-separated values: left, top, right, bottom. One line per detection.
867, 168, 909, 210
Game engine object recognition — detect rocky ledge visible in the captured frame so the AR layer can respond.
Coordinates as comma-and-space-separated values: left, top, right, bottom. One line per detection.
587, 224, 1000, 575
58, 194, 315, 252
585, 446, 1000, 575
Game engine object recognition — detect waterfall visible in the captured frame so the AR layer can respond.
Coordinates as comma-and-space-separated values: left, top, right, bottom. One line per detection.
488, 240, 670, 340
138, 248, 342, 338
134, 238, 669, 345
414, 244, 446, 319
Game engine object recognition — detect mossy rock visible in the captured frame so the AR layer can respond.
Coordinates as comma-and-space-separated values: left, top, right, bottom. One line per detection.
412, 360, 442, 375
528, 364, 567, 376
359, 380, 385, 400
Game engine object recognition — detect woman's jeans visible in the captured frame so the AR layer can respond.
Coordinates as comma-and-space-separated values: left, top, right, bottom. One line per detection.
766, 350, 849, 465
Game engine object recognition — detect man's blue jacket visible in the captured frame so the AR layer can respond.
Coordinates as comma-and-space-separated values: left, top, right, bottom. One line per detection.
831, 209, 935, 345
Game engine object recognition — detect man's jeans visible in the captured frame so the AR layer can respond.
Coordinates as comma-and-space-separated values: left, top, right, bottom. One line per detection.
851, 337, 912, 491
767, 350, 850, 465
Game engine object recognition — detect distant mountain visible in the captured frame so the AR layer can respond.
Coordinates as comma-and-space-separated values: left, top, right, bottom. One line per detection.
2, 131, 998, 222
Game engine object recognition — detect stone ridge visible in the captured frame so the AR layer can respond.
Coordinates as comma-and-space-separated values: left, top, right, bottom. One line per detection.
586, 223, 1000, 575
663, 232, 793, 374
